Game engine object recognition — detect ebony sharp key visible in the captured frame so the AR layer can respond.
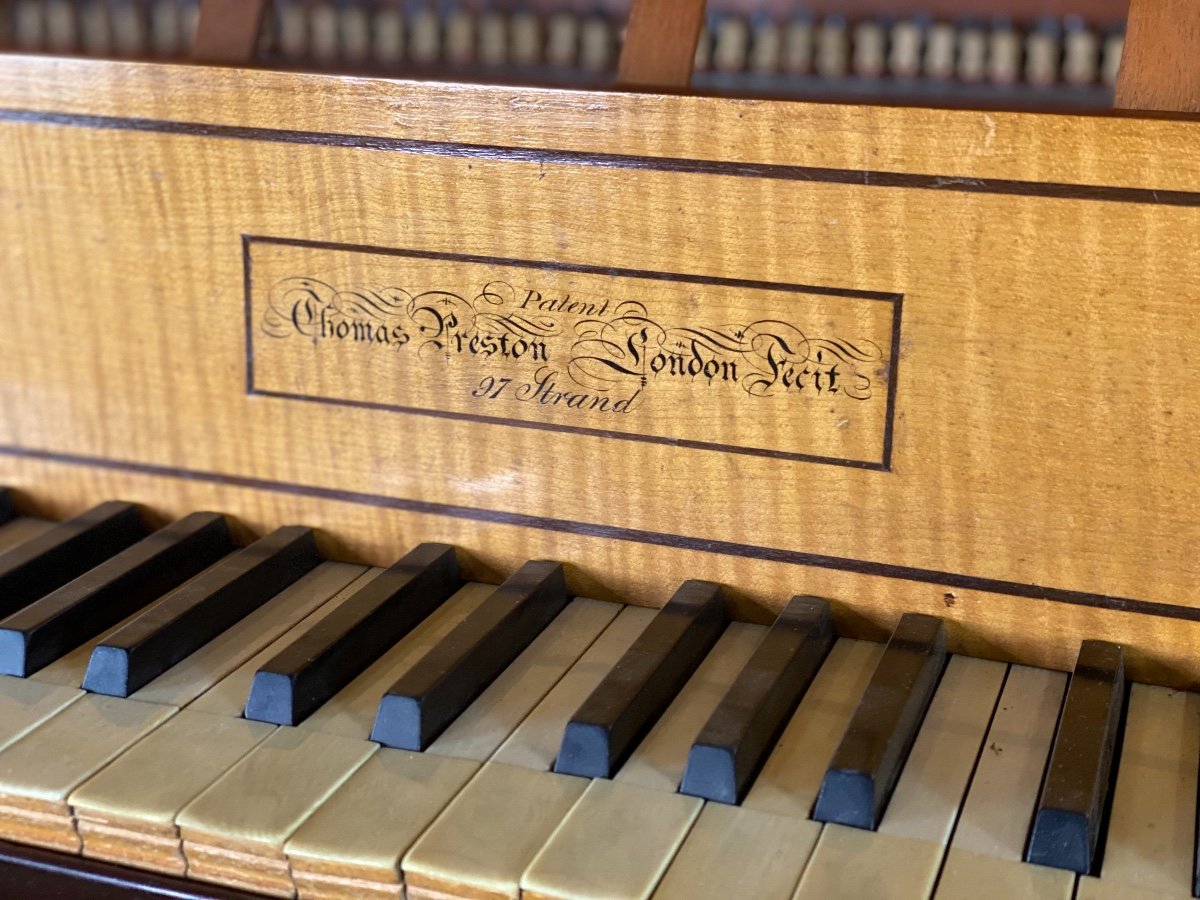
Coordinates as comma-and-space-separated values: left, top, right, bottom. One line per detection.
1025, 639, 1125, 875
370, 560, 569, 751
0, 501, 147, 619
0, 512, 235, 677
811, 612, 946, 830
244, 543, 463, 726
553, 579, 727, 780
82, 526, 321, 697
0, 489, 13, 526
680, 595, 833, 804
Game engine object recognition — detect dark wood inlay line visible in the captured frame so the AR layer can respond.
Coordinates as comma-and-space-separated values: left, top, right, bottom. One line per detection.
0, 443, 1196, 626
2, 109, 1200, 208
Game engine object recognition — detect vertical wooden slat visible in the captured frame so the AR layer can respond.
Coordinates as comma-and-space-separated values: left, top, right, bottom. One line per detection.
191, 0, 269, 64
617, 0, 707, 90
1115, 0, 1200, 112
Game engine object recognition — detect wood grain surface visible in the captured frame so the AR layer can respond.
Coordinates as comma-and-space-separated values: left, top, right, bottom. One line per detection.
1, 58, 1199, 685
617, 0, 706, 89
1115, 0, 1200, 113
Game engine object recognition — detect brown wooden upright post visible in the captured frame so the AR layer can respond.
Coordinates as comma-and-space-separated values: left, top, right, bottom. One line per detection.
617, 0, 708, 90
191, 0, 269, 64
1115, 0, 1200, 112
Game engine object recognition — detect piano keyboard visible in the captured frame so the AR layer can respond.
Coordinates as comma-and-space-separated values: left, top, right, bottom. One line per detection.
0, 496, 1196, 899
0, 0, 1124, 108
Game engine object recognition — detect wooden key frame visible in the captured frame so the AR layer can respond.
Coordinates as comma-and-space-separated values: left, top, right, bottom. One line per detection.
4, 4, 1200, 687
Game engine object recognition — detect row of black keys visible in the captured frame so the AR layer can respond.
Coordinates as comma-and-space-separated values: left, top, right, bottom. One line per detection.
0, 496, 1138, 883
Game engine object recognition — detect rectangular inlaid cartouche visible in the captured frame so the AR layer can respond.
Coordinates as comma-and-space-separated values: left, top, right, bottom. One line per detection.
248, 239, 900, 470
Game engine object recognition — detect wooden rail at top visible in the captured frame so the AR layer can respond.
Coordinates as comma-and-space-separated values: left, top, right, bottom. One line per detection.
1, 58, 1200, 686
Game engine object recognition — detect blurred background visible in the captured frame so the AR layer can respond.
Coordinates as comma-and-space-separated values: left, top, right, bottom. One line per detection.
0, 0, 1131, 110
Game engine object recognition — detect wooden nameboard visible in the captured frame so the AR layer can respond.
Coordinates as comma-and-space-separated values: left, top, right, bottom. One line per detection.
1, 56, 1199, 685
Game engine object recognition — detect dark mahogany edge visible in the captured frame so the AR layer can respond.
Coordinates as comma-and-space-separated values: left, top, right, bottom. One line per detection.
0, 839, 265, 899
2, 443, 1198, 627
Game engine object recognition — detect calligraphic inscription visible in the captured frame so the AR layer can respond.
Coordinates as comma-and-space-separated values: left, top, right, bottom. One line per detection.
247, 238, 902, 468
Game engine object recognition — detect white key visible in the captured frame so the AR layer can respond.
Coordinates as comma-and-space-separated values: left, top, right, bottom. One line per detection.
923, 21, 956, 80
309, 2, 339, 65
179, 0, 198, 51
545, 11, 578, 68
518, 624, 765, 900
372, 5, 405, 66
509, 11, 541, 66
713, 17, 750, 74
478, 11, 507, 66
402, 608, 652, 900
852, 19, 885, 78
748, 19, 781, 75
888, 20, 922, 79
443, 9, 474, 65
276, 0, 309, 61
794, 657, 1006, 899
1025, 22, 1061, 87
1084, 683, 1200, 896
936, 666, 1073, 900
409, 6, 441, 65
814, 16, 847, 78
149, 0, 182, 57
578, 15, 613, 72
781, 16, 812, 75
957, 24, 988, 83
340, 2, 371, 65
13, 0, 44, 52
44, 0, 78, 53
989, 23, 1022, 85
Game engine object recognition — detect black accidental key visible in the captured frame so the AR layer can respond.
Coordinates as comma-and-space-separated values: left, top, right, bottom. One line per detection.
0, 512, 235, 677
245, 543, 462, 726
0, 489, 13, 526
82, 527, 320, 697
1026, 640, 1125, 875
680, 595, 833, 804
554, 580, 727, 779
0, 501, 147, 619
371, 560, 569, 751
812, 612, 946, 830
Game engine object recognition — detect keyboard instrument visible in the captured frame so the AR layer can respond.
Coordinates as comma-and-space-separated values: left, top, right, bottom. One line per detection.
1, 0, 1199, 896
0, 502, 1196, 900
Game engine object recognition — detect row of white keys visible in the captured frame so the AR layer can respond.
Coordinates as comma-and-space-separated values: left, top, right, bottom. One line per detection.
934, 665, 1071, 899
655, 638, 884, 899
519, 623, 766, 900
0, 559, 365, 854
1076, 683, 1200, 900
65, 565, 383, 872
10, 0, 194, 58
793, 654, 1006, 899
178, 589, 620, 894
398, 605, 656, 900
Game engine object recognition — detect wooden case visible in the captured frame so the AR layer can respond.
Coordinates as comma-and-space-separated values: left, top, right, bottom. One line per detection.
1, 55, 1199, 684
